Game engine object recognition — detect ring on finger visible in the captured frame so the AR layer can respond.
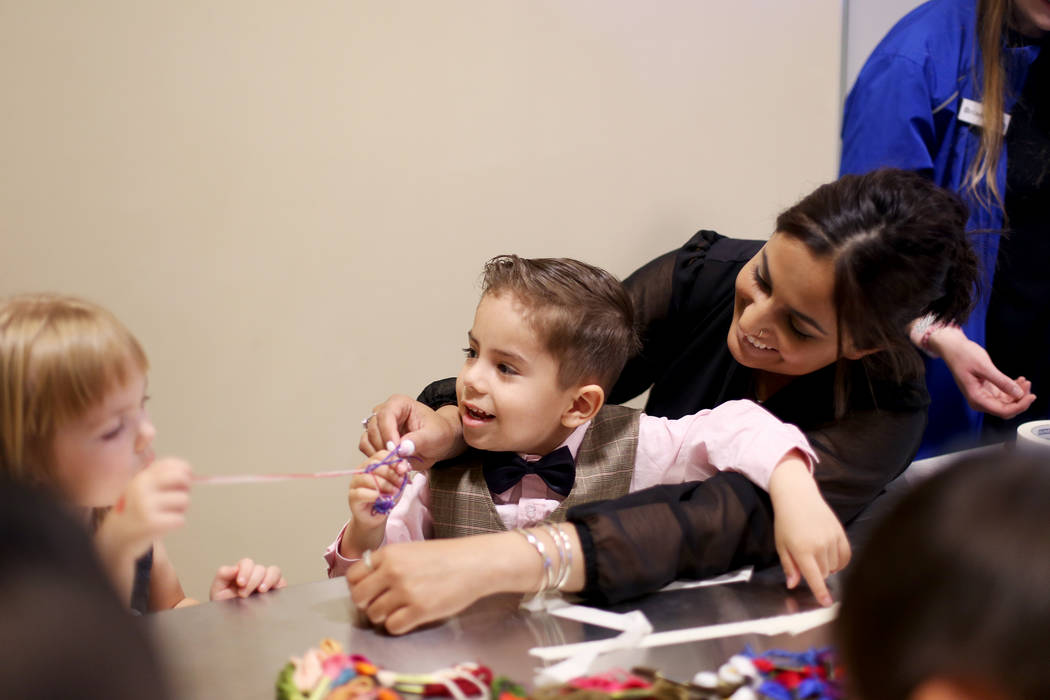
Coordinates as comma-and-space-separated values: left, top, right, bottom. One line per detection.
361, 412, 377, 429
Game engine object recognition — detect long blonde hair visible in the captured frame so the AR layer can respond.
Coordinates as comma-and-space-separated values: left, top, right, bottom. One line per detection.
967, 0, 1016, 214
0, 294, 148, 487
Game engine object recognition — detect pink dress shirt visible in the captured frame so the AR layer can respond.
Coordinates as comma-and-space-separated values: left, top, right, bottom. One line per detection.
325, 399, 815, 576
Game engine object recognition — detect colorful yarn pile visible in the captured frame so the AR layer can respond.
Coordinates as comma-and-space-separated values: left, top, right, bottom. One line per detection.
511, 646, 841, 700
690, 646, 842, 699
275, 639, 496, 700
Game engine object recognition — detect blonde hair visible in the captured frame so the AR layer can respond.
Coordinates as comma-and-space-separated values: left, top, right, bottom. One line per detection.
967, 0, 1016, 215
0, 294, 148, 486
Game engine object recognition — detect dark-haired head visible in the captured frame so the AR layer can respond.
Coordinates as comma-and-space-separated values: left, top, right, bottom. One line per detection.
837, 453, 1050, 699
0, 478, 172, 699
479, 255, 640, 393
730, 169, 978, 414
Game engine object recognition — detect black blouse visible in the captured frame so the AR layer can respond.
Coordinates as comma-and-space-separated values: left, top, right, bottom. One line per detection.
420, 231, 929, 604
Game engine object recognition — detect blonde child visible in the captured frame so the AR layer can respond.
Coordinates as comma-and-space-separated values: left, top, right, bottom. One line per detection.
0, 293, 285, 612
327, 256, 848, 603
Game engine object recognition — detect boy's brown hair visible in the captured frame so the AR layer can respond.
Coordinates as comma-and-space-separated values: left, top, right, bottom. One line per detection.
480, 255, 640, 393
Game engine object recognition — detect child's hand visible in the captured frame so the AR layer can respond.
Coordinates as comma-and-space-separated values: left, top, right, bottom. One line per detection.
344, 452, 406, 556
210, 558, 286, 600
768, 451, 850, 607
103, 458, 192, 559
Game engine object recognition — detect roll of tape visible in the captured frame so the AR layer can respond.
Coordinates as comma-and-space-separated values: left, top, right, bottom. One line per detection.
1016, 420, 1050, 453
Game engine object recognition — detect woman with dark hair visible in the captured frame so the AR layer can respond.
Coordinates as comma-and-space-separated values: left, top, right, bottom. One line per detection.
837, 453, 1050, 700
842, 0, 1045, 454
347, 169, 979, 635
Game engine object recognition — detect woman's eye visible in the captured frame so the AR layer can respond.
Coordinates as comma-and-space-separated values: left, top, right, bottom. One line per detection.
789, 321, 813, 340
462, 347, 477, 359
751, 267, 771, 292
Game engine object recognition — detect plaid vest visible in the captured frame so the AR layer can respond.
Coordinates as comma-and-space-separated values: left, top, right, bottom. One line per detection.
429, 404, 640, 538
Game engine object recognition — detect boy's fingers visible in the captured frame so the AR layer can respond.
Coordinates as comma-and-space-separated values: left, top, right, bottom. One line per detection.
778, 547, 799, 589
797, 557, 833, 607
837, 537, 852, 571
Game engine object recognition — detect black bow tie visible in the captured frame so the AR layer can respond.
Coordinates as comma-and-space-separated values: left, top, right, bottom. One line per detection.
482, 445, 576, 497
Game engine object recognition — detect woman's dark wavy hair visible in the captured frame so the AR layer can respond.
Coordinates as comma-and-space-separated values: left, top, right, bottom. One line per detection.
837, 453, 1050, 699
776, 168, 979, 415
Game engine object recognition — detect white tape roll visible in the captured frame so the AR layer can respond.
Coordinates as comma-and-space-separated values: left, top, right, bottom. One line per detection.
1016, 420, 1050, 454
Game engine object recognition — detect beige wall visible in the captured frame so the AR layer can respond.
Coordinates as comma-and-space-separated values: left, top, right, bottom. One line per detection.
0, 1, 842, 598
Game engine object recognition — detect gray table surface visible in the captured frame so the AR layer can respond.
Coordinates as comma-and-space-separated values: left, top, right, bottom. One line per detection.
149, 571, 832, 700
150, 445, 1009, 700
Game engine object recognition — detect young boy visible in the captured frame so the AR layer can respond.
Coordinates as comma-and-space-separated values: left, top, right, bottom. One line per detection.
326, 255, 838, 574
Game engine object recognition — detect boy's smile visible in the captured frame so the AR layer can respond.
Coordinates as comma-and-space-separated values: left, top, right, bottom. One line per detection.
456, 292, 580, 455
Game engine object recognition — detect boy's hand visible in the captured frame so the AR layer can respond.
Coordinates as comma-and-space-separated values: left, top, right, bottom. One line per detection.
768, 451, 850, 607
344, 454, 404, 556
210, 558, 286, 600
103, 458, 192, 559
360, 395, 463, 470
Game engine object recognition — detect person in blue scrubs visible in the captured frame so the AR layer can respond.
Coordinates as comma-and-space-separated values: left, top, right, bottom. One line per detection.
841, 0, 1047, 456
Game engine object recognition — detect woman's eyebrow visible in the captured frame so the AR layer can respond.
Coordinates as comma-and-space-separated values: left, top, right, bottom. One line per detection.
762, 250, 829, 336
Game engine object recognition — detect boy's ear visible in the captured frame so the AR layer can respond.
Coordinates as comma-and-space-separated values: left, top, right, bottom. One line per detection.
562, 384, 605, 428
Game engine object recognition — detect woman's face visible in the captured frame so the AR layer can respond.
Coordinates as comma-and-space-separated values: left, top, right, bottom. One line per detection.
1013, 0, 1050, 37
728, 233, 858, 377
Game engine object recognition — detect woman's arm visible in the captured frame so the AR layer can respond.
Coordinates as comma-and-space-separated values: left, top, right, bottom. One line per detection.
608, 249, 678, 404
569, 404, 927, 605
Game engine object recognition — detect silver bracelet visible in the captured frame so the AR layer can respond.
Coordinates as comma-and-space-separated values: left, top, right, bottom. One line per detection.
539, 522, 572, 592
514, 528, 552, 593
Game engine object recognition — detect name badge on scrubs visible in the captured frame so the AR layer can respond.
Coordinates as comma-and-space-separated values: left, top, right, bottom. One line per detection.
958, 98, 1011, 134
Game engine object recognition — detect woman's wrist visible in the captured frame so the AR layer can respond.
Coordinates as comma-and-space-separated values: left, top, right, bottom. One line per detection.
435, 404, 467, 460
923, 323, 964, 359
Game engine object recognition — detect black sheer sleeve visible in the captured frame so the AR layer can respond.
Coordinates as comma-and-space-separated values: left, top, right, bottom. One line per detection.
611, 230, 738, 406
568, 473, 777, 604
568, 402, 927, 605
417, 377, 458, 409
807, 405, 926, 524
608, 249, 678, 404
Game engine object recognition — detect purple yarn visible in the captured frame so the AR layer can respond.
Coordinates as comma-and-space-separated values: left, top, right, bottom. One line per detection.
364, 443, 418, 515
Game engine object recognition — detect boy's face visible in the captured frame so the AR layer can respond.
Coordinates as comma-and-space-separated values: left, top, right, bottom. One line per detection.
49, 367, 156, 508
456, 292, 579, 455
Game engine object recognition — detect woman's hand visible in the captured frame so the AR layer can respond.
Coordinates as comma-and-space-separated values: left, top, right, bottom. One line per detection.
346, 532, 538, 635
210, 558, 286, 600
927, 325, 1036, 419
768, 453, 850, 606
359, 395, 464, 470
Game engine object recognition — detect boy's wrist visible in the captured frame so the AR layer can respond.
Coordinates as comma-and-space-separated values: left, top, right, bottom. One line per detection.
342, 518, 385, 559
768, 455, 818, 507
